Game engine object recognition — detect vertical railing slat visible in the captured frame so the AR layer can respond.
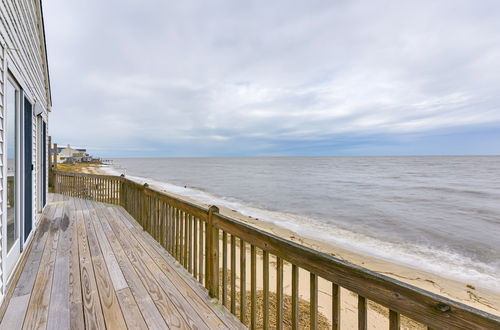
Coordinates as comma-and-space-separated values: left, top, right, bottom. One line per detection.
310, 273, 318, 330
184, 211, 189, 267
262, 251, 269, 330
188, 214, 193, 273
276, 257, 283, 330
222, 231, 228, 306
358, 295, 367, 330
332, 283, 341, 330
198, 220, 204, 284
291, 264, 299, 330
389, 310, 400, 330
193, 216, 198, 278
250, 245, 257, 330
230, 235, 236, 314
240, 239, 247, 325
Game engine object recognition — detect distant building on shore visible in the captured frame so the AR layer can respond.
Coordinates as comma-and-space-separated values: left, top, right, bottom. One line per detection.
51, 144, 100, 164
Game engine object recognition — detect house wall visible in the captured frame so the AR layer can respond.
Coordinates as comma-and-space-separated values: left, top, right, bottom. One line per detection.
0, 0, 50, 301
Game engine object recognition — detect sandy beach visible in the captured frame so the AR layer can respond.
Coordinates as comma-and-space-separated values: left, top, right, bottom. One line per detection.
63, 163, 500, 328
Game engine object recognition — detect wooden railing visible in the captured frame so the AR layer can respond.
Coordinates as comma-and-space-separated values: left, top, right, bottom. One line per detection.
53, 170, 500, 330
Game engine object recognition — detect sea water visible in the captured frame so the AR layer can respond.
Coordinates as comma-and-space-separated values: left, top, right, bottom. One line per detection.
104, 156, 500, 292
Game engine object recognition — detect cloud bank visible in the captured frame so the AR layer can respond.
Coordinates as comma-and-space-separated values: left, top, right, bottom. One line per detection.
44, 0, 500, 156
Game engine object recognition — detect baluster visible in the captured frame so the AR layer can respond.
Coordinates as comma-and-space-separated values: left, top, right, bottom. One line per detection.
263, 251, 269, 330
250, 245, 257, 329
389, 310, 400, 330
332, 283, 341, 330
181, 212, 188, 268
310, 273, 318, 330
240, 239, 247, 325
161, 202, 166, 248
198, 219, 204, 284
208, 206, 220, 298
168, 204, 173, 252
176, 207, 180, 259
276, 257, 283, 330
193, 216, 198, 278
358, 295, 367, 330
231, 235, 236, 314
292, 264, 299, 330
222, 231, 228, 306
188, 214, 193, 273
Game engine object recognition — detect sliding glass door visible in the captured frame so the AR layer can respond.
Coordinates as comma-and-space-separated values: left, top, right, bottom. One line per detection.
3, 74, 37, 280
5, 78, 21, 277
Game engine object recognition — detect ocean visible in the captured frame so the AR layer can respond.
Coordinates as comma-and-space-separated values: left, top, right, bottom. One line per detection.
104, 156, 500, 292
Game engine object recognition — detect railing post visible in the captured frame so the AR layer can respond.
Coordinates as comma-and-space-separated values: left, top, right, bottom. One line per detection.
53, 171, 57, 193
120, 175, 125, 207
48, 136, 53, 188
142, 183, 149, 230
53, 143, 58, 170
206, 205, 219, 298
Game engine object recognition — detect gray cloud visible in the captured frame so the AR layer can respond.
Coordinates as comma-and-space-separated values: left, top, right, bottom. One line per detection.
44, 0, 500, 156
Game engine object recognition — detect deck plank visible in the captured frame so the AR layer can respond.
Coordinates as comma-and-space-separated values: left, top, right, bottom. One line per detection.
69, 199, 85, 330
116, 287, 149, 330
0, 295, 31, 330
47, 205, 71, 330
75, 200, 106, 329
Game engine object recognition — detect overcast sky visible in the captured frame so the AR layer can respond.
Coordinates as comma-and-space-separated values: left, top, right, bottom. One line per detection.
43, 0, 500, 157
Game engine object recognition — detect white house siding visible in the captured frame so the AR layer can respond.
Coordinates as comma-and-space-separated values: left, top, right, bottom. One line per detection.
0, 0, 51, 301
0, 43, 4, 298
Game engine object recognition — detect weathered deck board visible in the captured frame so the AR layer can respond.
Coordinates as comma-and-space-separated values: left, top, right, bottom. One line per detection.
0, 194, 242, 329
47, 204, 71, 330
69, 198, 85, 330
77, 203, 106, 329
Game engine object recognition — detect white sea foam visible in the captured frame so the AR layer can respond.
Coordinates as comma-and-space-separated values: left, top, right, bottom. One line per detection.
102, 163, 500, 293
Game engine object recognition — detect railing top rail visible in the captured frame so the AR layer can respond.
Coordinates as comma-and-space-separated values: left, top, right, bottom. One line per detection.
53, 169, 119, 180
52, 170, 500, 329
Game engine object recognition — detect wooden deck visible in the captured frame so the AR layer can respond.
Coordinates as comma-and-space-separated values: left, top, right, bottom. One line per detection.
0, 194, 244, 329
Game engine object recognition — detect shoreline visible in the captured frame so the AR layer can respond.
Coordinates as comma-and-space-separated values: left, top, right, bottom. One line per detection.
63, 163, 500, 321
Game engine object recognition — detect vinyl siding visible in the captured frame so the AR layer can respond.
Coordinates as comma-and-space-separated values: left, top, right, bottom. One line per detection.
0, 0, 50, 299
0, 44, 4, 295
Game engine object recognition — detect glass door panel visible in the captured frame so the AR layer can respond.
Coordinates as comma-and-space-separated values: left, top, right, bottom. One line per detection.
6, 79, 19, 253
4, 77, 21, 280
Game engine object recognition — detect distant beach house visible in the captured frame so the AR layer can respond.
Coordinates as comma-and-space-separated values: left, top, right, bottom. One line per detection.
55, 144, 88, 163
0, 0, 51, 302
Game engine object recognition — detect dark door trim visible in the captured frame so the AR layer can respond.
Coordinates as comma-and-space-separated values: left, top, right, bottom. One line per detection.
42, 120, 47, 208
23, 97, 33, 241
